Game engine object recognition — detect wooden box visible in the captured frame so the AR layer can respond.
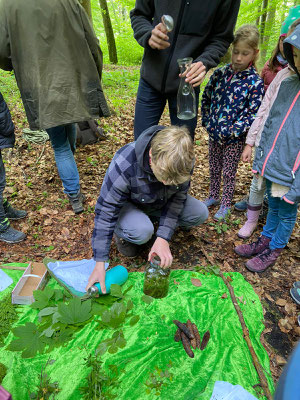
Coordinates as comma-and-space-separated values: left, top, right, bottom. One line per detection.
11, 262, 48, 305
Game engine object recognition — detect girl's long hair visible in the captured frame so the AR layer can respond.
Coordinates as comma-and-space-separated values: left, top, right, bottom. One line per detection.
268, 37, 283, 72
232, 24, 260, 70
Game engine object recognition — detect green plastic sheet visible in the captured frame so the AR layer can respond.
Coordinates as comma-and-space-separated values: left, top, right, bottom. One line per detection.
0, 265, 274, 399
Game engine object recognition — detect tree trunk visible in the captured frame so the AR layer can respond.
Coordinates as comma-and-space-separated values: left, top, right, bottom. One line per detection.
79, 0, 93, 23
99, 0, 118, 64
256, 2, 262, 27
260, 0, 269, 44
261, 0, 277, 62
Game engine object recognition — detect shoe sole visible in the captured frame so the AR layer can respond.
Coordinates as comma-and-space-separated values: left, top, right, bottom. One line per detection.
290, 288, 300, 305
0, 236, 26, 244
6, 216, 27, 220
234, 248, 252, 257
245, 260, 275, 273
234, 206, 248, 212
237, 232, 251, 239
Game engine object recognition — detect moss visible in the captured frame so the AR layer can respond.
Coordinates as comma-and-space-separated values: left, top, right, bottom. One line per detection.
0, 362, 7, 384
0, 293, 18, 347
143, 274, 170, 299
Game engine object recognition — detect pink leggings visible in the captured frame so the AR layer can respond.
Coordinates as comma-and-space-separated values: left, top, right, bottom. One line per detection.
208, 140, 244, 207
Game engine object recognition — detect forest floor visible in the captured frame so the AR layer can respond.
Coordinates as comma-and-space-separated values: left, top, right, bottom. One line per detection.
1, 66, 299, 387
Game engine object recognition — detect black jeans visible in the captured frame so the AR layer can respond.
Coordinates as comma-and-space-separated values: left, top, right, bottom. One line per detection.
0, 150, 6, 222
134, 78, 200, 140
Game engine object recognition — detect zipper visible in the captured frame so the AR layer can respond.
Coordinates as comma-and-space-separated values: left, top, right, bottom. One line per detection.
261, 89, 300, 176
161, 0, 186, 94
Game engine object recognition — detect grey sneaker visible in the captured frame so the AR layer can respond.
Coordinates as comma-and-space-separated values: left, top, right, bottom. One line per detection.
0, 225, 26, 243
113, 233, 138, 257
67, 190, 85, 214
3, 199, 27, 220
214, 205, 231, 221
203, 197, 220, 208
234, 196, 248, 212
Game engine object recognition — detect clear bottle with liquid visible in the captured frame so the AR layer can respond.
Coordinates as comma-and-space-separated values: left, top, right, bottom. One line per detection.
177, 57, 196, 120
143, 256, 170, 299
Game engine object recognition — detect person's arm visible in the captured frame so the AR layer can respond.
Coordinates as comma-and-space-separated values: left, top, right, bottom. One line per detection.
231, 79, 265, 139
283, 168, 300, 205
130, 0, 156, 49
0, 7, 12, 71
194, 0, 240, 70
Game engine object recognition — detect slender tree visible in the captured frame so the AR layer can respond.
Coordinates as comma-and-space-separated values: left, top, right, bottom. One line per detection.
99, 0, 118, 64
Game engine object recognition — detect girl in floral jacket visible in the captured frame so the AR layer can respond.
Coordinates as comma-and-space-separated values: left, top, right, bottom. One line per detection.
201, 24, 264, 220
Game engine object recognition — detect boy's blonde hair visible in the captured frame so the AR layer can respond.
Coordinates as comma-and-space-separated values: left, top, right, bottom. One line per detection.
233, 24, 260, 69
150, 126, 194, 185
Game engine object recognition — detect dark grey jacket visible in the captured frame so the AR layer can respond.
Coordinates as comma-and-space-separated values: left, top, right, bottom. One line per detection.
252, 26, 300, 204
0, 92, 15, 149
130, 0, 240, 94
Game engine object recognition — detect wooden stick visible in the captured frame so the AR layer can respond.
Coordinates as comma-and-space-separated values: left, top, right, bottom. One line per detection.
198, 240, 272, 400
0, 265, 27, 271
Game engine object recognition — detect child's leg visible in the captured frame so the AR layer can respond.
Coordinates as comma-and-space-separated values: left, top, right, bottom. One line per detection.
221, 140, 244, 207
248, 175, 266, 206
0, 150, 9, 229
208, 139, 223, 200
263, 180, 298, 249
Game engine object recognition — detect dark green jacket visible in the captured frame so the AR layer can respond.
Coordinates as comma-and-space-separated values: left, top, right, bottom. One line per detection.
0, 0, 110, 130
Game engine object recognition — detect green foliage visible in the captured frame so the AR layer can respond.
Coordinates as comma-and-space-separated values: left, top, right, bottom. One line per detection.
97, 330, 127, 355
208, 211, 241, 235
0, 293, 18, 347
29, 359, 60, 400
58, 298, 92, 324
145, 361, 174, 397
0, 362, 7, 384
141, 294, 154, 304
79, 351, 124, 400
8, 322, 46, 359
193, 264, 221, 276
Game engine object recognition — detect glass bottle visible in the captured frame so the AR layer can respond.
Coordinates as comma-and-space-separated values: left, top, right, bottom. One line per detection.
177, 57, 196, 120
143, 256, 170, 299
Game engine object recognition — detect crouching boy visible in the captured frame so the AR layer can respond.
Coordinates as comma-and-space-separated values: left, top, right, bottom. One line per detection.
0, 92, 27, 243
86, 125, 208, 293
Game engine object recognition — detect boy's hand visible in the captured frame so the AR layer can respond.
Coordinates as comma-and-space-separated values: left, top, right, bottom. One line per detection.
85, 261, 106, 294
148, 23, 170, 50
242, 144, 253, 163
182, 61, 206, 87
148, 237, 173, 268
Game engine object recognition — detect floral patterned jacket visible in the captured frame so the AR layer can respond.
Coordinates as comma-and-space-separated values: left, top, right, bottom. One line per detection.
201, 64, 264, 144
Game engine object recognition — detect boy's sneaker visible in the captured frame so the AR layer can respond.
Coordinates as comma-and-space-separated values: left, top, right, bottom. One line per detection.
213, 205, 231, 221
234, 196, 248, 212
0, 225, 26, 243
3, 199, 27, 220
113, 234, 138, 258
235, 235, 271, 258
245, 248, 282, 273
290, 287, 300, 305
67, 190, 85, 214
203, 197, 220, 208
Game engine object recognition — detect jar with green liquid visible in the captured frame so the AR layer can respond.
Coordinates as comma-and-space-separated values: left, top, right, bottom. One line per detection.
143, 256, 170, 299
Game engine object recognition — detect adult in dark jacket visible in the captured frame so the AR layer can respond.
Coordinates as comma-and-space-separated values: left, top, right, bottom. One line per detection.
0, 92, 27, 243
0, 0, 110, 213
130, 0, 241, 139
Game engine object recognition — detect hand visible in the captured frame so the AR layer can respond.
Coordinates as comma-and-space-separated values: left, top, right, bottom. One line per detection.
182, 61, 206, 87
148, 237, 173, 268
241, 144, 253, 163
148, 23, 170, 50
85, 261, 106, 294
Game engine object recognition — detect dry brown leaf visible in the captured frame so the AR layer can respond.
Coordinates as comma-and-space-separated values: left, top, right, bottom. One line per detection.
265, 293, 274, 302
221, 293, 227, 299
285, 303, 295, 315
276, 298, 287, 307
275, 355, 287, 366
191, 278, 202, 287
272, 272, 281, 278
173, 279, 180, 285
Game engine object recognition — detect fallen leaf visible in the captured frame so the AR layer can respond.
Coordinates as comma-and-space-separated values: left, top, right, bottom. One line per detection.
275, 356, 287, 366
173, 279, 180, 285
221, 293, 227, 299
265, 293, 274, 302
191, 278, 202, 287
276, 299, 286, 307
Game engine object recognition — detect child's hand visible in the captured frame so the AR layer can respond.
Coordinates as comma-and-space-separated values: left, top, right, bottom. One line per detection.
85, 261, 106, 294
241, 144, 253, 163
148, 237, 173, 268
148, 23, 170, 50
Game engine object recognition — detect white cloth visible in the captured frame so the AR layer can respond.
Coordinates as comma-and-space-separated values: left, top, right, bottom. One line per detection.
210, 381, 258, 400
0, 269, 13, 292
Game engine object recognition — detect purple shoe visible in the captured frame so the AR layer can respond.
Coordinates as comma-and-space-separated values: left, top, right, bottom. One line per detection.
213, 205, 231, 221
203, 197, 220, 208
234, 235, 271, 258
245, 248, 283, 272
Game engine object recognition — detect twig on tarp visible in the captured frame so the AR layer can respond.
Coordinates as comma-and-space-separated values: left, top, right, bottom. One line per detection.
0, 265, 27, 271
198, 239, 273, 400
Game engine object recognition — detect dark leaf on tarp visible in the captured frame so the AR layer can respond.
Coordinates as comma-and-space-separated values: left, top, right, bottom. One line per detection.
142, 294, 154, 304
58, 298, 92, 324
38, 307, 57, 318
126, 299, 134, 311
129, 315, 140, 326
110, 284, 124, 299
191, 278, 202, 287
97, 341, 109, 356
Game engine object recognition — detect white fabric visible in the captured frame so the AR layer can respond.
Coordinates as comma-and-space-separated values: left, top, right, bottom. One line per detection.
0, 269, 13, 292
210, 381, 258, 400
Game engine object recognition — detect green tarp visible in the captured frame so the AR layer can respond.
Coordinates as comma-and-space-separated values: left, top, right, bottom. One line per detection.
0, 265, 274, 399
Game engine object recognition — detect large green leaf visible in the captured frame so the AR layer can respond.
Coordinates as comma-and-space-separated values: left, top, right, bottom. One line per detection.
58, 298, 92, 325
31, 287, 55, 310
7, 322, 46, 358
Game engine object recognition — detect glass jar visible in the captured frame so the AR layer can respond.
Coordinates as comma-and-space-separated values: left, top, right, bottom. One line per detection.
177, 57, 196, 120
143, 256, 170, 299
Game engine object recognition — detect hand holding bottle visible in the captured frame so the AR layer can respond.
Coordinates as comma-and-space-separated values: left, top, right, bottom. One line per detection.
85, 261, 107, 294
148, 237, 173, 268
148, 23, 170, 50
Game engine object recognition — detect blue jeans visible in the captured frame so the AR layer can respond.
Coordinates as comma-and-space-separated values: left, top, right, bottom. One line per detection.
134, 78, 200, 140
46, 124, 80, 195
262, 179, 298, 249
0, 150, 6, 221
114, 195, 208, 244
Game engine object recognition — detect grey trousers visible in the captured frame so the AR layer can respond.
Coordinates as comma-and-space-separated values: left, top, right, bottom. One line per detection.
114, 194, 209, 244
0, 150, 6, 221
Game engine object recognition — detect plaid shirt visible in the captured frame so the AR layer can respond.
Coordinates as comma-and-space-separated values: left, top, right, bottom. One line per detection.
92, 127, 190, 261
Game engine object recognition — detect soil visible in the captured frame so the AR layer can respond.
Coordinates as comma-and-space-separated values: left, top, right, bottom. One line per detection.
1, 95, 299, 387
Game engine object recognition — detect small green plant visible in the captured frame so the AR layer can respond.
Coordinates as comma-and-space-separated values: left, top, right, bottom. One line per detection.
145, 361, 174, 397
0, 362, 7, 384
193, 264, 220, 276
0, 293, 18, 347
209, 211, 240, 235
29, 359, 60, 400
